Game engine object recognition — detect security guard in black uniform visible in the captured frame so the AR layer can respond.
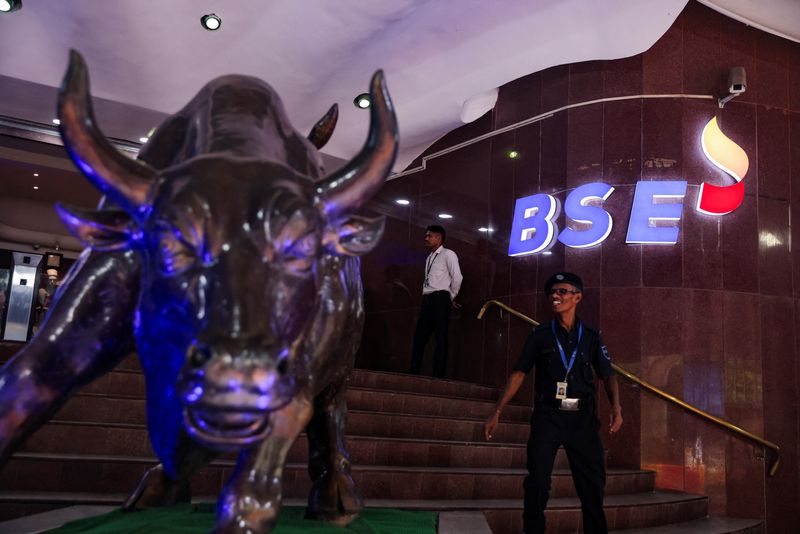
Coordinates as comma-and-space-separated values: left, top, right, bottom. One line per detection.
485, 272, 622, 534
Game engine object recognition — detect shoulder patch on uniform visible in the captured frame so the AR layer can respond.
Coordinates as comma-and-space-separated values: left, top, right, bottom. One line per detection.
601, 345, 611, 361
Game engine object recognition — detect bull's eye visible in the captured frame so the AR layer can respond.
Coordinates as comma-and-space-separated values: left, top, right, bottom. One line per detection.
283, 233, 319, 273
156, 226, 198, 276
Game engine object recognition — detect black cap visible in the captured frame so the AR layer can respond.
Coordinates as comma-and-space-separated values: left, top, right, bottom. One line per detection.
544, 272, 583, 294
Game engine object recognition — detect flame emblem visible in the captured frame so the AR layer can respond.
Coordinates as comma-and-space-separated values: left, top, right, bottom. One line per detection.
696, 117, 749, 215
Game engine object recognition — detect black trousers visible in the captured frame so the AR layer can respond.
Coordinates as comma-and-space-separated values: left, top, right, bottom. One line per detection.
409, 290, 451, 378
523, 402, 608, 534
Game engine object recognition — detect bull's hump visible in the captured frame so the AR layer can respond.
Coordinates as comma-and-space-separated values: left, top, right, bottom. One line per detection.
140, 74, 323, 176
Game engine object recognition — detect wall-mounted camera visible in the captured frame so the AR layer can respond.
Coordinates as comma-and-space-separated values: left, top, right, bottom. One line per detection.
719, 66, 746, 108
728, 66, 746, 94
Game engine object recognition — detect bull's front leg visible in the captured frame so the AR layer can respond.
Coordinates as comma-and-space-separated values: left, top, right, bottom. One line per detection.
304, 382, 363, 525
215, 394, 313, 534
0, 249, 139, 467
123, 429, 218, 510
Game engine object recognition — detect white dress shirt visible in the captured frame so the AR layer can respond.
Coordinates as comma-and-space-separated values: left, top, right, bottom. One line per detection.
422, 245, 463, 299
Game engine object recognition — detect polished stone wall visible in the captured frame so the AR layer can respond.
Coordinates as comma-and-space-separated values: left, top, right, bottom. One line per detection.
356, 1, 800, 529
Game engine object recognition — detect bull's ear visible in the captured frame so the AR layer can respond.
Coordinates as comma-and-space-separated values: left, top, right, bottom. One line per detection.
324, 214, 385, 256
56, 203, 138, 251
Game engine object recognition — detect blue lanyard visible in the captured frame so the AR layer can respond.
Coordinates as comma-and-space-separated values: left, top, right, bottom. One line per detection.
551, 320, 582, 379
425, 252, 438, 275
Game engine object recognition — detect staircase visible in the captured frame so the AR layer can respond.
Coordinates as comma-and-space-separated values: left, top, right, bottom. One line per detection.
0, 345, 764, 532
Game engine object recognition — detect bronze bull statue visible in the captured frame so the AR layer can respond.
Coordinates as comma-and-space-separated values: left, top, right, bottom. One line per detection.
0, 50, 398, 533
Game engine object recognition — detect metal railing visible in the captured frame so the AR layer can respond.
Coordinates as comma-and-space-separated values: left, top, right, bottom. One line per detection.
477, 299, 781, 476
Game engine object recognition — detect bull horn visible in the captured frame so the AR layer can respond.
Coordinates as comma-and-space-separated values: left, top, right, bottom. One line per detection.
315, 70, 398, 221
58, 50, 156, 219
307, 104, 338, 149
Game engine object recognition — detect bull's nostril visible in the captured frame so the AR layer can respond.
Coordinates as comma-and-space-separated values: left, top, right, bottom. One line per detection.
189, 344, 211, 368
276, 358, 289, 376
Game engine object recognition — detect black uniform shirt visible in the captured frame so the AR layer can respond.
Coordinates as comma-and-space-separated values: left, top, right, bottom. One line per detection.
512, 319, 614, 400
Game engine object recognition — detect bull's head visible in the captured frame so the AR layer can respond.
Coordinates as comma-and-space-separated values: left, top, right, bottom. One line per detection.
55, 51, 397, 451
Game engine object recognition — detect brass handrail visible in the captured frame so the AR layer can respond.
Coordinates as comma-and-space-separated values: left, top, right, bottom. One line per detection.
477, 299, 781, 477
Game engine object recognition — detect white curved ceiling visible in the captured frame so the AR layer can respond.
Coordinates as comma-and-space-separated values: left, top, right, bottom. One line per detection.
0, 0, 796, 173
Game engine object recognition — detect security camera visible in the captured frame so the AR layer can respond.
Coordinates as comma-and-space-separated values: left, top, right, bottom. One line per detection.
728, 66, 746, 94
719, 67, 746, 108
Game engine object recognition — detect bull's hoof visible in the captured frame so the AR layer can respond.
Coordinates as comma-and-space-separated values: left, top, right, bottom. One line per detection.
214, 496, 278, 534
123, 464, 191, 510
305, 471, 363, 525
305, 511, 359, 527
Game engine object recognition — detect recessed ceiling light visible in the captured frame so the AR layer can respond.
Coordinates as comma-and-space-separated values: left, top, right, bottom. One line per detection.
201, 13, 222, 31
542, 251, 552, 255
33, 173, 38, 177
507, 150, 520, 159
478, 227, 494, 233
0, 0, 22, 14
33, 185, 39, 190
353, 93, 371, 109
395, 199, 410, 205
438, 213, 453, 219
139, 137, 149, 143
52, 118, 60, 125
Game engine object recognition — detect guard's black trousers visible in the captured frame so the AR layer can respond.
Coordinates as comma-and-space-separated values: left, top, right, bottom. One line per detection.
409, 290, 451, 378
523, 402, 608, 534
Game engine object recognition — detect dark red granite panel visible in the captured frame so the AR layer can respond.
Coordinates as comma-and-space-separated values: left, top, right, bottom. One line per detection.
682, 2, 724, 97
603, 55, 643, 98
602, 100, 642, 185
757, 108, 791, 201
754, 30, 790, 109
758, 198, 792, 297
568, 60, 604, 104
566, 105, 604, 190
642, 12, 683, 95
721, 194, 759, 293
495, 72, 541, 129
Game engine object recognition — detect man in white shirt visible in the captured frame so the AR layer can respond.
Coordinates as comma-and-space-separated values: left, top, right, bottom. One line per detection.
408, 225, 463, 378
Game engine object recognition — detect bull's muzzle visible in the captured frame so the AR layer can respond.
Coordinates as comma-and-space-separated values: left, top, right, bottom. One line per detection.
178, 343, 296, 448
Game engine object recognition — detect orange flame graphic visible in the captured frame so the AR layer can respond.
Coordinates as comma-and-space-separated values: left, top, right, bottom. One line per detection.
696, 117, 749, 215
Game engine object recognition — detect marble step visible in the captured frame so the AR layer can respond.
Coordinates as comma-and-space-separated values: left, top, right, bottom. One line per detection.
16, 420, 536, 467
609, 516, 764, 533
54, 388, 531, 426
482, 491, 709, 533
1, 453, 654, 500
18, 409, 531, 459
68, 362, 509, 403
0, 491, 708, 531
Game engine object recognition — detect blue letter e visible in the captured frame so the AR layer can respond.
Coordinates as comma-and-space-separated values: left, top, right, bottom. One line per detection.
508, 194, 560, 256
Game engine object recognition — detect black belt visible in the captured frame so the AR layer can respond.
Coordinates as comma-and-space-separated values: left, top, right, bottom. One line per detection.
422, 290, 449, 300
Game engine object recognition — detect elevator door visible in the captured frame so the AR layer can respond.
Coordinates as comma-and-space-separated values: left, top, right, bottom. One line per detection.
3, 252, 42, 342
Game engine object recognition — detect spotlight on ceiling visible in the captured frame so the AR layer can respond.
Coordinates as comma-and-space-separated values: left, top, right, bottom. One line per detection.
139, 137, 149, 143
33, 185, 39, 190
353, 93, 371, 109
201, 13, 222, 31
438, 213, 453, 219
0, 0, 22, 13
395, 199, 411, 205
52, 118, 60, 125
478, 227, 494, 233
507, 150, 520, 159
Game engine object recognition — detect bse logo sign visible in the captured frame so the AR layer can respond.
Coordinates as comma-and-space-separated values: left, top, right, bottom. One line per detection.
508, 117, 749, 256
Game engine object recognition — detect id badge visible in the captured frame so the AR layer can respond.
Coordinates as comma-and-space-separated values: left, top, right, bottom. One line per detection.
555, 381, 568, 400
